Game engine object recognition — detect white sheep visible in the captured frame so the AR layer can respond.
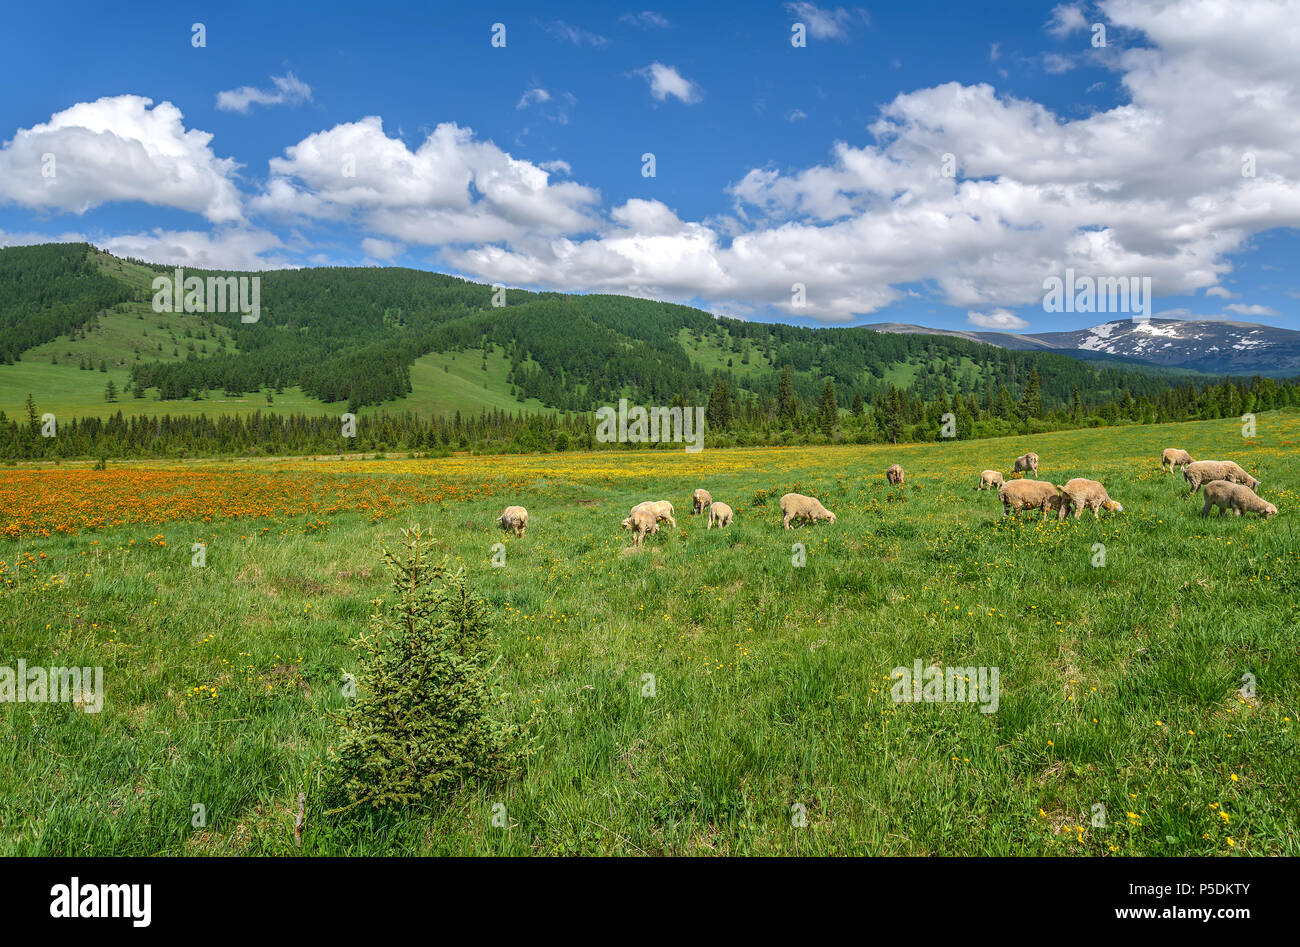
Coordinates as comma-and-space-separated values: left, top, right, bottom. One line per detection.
976, 470, 1004, 491
1201, 481, 1277, 519
886, 464, 905, 485
1054, 478, 1122, 520
1161, 448, 1194, 472
998, 479, 1063, 517
707, 502, 734, 529
621, 509, 661, 545
691, 489, 713, 515
1183, 460, 1259, 494
1013, 452, 1039, 475
631, 500, 677, 528
779, 492, 836, 528
497, 505, 529, 537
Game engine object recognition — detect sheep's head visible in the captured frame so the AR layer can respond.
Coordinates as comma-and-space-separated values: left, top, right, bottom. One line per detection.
825, 511, 837, 523
621, 517, 633, 530
1102, 499, 1123, 512
1262, 503, 1278, 518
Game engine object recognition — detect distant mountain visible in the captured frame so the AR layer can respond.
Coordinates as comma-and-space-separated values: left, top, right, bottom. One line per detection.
863, 318, 1300, 377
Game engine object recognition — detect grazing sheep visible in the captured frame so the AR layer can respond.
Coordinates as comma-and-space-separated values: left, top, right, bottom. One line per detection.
998, 479, 1063, 517
976, 470, 1005, 492
1183, 460, 1260, 494
691, 489, 713, 515
1161, 448, 1194, 472
1054, 478, 1123, 520
886, 464, 905, 485
621, 509, 661, 545
707, 502, 734, 529
497, 505, 529, 537
1201, 481, 1277, 519
779, 492, 836, 529
631, 500, 677, 528
1013, 452, 1039, 475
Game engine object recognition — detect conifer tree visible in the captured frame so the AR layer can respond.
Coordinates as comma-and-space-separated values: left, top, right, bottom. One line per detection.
327, 526, 535, 811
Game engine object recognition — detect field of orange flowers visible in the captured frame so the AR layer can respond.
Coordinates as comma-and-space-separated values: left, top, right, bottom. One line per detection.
0, 468, 524, 539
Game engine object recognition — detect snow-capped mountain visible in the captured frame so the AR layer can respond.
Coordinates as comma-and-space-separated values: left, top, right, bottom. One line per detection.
861, 319, 1300, 376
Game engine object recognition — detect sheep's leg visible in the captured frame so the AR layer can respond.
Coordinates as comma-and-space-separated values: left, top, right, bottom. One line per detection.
1201, 500, 1211, 517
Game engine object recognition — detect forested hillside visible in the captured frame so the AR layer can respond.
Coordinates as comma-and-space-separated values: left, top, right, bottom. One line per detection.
0, 244, 1235, 415
0, 244, 133, 364
3, 244, 1300, 459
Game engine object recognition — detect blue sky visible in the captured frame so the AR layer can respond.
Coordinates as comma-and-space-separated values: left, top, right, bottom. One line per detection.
1, 0, 1297, 332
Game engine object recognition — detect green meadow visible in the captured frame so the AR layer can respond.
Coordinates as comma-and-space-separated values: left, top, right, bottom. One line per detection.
1, 411, 1297, 855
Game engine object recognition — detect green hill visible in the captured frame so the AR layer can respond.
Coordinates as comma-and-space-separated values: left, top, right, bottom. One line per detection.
0, 242, 1220, 423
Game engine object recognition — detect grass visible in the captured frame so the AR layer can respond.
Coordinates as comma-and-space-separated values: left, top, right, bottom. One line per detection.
381, 347, 552, 417
1, 411, 1297, 855
0, 331, 548, 422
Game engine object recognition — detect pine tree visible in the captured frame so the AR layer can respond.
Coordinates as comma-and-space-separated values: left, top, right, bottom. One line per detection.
777, 367, 799, 425
881, 386, 904, 445
706, 376, 733, 430
818, 379, 838, 437
1018, 367, 1042, 421
326, 526, 535, 812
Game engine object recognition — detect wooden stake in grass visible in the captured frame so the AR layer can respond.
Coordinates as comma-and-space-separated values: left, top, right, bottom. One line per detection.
295, 792, 305, 848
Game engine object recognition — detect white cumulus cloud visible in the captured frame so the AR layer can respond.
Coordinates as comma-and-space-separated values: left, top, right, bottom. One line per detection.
967, 309, 1031, 330
250, 118, 600, 245
0, 95, 242, 223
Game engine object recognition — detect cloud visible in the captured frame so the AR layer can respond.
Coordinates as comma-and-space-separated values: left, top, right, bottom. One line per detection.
787, 109, 808, 122
0, 228, 86, 248
1225, 303, 1279, 316
620, 11, 670, 28
784, 3, 869, 40
636, 63, 702, 104
0, 95, 242, 223
516, 88, 551, 110
216, 73, 313, 113
442, 0, 1300, 323
1205, 286, 1236, 298
361, 237, 403, 260
543, 21, 609, 46
94, 227, 288, 269
1043, 53, 1077, 74
516, 88, 575, 124
1045, 4, 1089, 37
250, 117, 600, 245
967, 309, 1031, 330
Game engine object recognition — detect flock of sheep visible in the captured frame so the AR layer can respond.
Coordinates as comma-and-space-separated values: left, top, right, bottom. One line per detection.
494, 445, 1277, 547
981, 448, 1276, 521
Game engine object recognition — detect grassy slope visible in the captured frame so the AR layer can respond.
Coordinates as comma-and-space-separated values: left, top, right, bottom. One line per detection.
1, 410, 1296, 855
0, 247, 553, 421
380, 348, 553, 417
